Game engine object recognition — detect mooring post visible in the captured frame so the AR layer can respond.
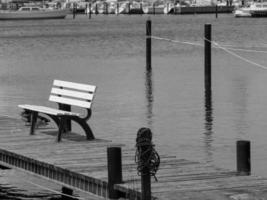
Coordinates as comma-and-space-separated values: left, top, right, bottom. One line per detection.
107, 146, 123, 199
204, 24, 212, 94
61, 186, 74, 200
237, 140, 251, 175
146, 19, 152, 70
136, 128, 152, 200
153, 3, 155, 15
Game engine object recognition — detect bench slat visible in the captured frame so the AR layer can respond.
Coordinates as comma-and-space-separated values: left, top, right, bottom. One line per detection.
18, 104, 80, 116
51, 88, 94, 101
49, 95, 92, 109
53, 80, 96, 93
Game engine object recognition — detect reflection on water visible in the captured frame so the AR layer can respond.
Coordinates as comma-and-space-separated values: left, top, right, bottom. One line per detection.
204, 85, 213, 163
145, 68, 154, 128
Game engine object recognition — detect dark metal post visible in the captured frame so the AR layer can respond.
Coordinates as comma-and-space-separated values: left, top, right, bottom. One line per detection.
204, 24, 212, 94
153, 3, 155, 15
146, 19, 152, 70
107, 146, 123, 199
237, 140, 251, 175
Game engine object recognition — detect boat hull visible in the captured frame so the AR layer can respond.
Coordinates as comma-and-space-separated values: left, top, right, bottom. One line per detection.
0, 10, 68, 20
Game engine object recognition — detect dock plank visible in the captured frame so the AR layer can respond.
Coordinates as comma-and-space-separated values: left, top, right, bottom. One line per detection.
1, 116, 267, 200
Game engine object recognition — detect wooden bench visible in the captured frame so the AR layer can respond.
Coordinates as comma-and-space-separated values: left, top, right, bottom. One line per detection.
18, 80, 97, 142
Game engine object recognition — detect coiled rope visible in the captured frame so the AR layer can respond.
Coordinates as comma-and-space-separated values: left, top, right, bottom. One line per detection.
135, 127, 160, 182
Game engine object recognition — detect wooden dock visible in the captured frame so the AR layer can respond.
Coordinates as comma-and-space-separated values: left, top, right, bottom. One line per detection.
1, 116, 267, 200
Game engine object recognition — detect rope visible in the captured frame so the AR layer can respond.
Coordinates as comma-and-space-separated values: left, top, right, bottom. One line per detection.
149, 35, 267, 70
203, 37, 267, 70
151, 35, 203, 47
135, 128, 160, 182
150, 35, 267, 54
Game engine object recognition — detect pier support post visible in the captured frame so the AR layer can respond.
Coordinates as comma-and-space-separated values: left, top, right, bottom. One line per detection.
146, 19, 152, 71
204, 24, 212, 94
107, 146, 123, 199
237, 140, 251, 175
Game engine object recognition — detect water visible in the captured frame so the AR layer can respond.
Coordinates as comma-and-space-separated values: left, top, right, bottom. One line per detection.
1, 14, 267, 197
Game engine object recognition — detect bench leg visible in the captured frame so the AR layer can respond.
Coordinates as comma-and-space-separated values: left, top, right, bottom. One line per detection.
30, 111, 38, 135
57, 116, 64, 142
72, 117, 95, 140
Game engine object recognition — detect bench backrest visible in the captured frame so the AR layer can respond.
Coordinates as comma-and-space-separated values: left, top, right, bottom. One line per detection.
49, 80, 96, 109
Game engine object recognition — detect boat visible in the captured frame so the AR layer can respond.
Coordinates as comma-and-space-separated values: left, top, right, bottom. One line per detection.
115, 1, 130, 14
143, 3, 165, 14
234, 0, 267, 17
0, 6, 68, 20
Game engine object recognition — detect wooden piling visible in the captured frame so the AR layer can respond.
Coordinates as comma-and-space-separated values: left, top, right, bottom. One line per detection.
146, 19, 152, 70
215, 5, 218, 18
107, 146, 123, 199
153, 3, 155, 15
237, 140, 251, 175
204, 24, 212, 94
136, 128, 152, 200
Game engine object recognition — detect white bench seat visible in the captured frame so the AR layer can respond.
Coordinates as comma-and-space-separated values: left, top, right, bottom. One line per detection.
18, 80, 97, 142
18, 105, 80, 117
